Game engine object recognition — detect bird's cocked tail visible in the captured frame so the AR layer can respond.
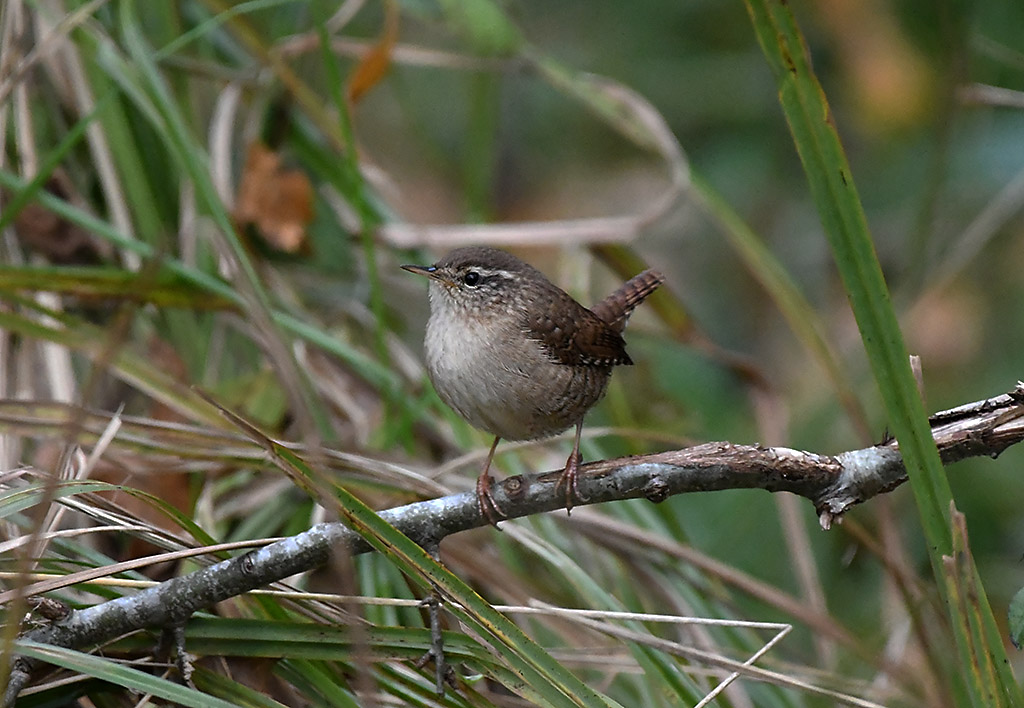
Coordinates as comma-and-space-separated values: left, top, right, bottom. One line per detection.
591, 269, 665, 333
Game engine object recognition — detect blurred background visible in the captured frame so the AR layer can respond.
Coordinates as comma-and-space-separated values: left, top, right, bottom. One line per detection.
2, 0, 1023, 705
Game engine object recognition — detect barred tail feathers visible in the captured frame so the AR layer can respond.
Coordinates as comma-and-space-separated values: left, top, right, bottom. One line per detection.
590, 269, 664, 333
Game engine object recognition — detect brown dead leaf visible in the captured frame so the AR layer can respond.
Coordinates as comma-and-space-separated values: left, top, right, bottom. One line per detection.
346, 0, 399, 103
234, 142, 314, 253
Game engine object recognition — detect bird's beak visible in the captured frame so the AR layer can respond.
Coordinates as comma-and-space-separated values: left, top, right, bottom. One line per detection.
401, 264, 443, 281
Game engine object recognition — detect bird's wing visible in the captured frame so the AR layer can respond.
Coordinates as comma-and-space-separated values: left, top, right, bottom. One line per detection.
524, 286, 632, 367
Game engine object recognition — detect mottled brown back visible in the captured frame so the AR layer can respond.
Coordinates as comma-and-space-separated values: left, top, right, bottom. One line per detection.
525, 284, 632, 367
525, 268, 664, 367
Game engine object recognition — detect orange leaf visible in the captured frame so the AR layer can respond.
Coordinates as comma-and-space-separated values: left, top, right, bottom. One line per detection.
234, 142, 314, 253
347, 0, 399, 103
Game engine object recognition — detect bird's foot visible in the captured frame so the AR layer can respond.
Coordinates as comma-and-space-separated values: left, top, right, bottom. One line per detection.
476, 473, 506, 527
554, 450, 582, 515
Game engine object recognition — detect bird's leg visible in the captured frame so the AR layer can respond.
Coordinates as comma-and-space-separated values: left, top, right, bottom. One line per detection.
555, 421, 584, 514
476, 436, 506, 526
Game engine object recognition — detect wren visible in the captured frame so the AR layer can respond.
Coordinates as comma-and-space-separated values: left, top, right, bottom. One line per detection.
402, 246, 664, 524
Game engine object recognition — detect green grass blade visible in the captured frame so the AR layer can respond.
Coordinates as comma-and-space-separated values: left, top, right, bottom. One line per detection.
744, 0, 1023, 704
0, 302, 227, 427
0, 265, 230, 308
113, 0, 334, 439
193, 667, 293, 708
15, 640, 242, 708
272, 445, 621, 708
0, 170, 399, 392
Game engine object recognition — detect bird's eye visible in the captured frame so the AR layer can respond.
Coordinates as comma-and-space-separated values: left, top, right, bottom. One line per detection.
463, 271, 481, 287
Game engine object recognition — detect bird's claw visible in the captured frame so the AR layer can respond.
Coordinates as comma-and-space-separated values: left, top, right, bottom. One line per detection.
554, 451, 582, 515
476, 473, 507, 527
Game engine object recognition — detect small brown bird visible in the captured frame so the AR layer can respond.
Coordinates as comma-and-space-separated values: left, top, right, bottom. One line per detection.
403, 247, 663, 523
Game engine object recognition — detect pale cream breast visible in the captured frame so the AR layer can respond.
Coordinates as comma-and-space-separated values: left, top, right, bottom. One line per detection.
424, 280, 607, 440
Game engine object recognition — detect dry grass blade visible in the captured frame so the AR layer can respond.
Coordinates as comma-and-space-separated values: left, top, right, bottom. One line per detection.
0, 400, 446, 494
0, 539, 275, 605
564, 613, 891, 708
